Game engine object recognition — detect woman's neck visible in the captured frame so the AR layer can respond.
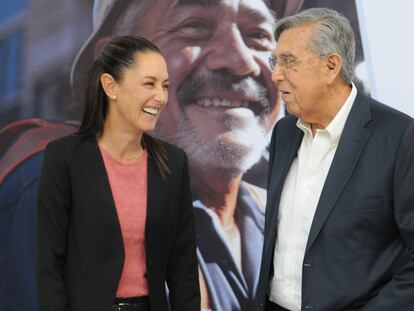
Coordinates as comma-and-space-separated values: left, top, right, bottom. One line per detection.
98, 122, 144, 163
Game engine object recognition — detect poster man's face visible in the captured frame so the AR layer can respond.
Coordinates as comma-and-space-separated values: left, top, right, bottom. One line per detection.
129, 0, 280, 175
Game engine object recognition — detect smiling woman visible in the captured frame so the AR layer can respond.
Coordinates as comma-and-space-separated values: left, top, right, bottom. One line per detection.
36, 35, 200, 311
80, 36, 171, 173
98, 50, 170, 162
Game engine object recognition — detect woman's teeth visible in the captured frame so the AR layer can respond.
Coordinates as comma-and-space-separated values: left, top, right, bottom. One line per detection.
142, 107, 159, 116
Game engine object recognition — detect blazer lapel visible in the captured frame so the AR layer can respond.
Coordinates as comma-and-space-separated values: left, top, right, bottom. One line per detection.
305, 93, 373, 253
145, 155, 164, 248
77, 137, 125, 262
80, 138, 118, 217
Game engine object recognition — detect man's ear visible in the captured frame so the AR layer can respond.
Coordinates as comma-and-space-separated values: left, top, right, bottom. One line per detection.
325, 53, 343, 83
100, 73, 117, 99
94, 36, 112, 59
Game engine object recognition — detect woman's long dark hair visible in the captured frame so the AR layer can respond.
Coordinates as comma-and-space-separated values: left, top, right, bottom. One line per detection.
78, 35, 170, 177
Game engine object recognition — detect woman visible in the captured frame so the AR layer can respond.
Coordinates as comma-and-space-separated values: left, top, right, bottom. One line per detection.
37, 36, 200, 311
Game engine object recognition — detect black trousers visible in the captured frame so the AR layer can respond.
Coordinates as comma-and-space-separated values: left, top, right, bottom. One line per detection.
265, 298, 291, 311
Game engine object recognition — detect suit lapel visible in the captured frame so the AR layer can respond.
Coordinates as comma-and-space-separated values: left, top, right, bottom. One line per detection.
305, 93, 373, 253
267, 123, 303, 226
266, 122, 303, 252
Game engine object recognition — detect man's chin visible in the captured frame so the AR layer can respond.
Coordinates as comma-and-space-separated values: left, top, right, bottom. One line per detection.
159, 112, 269, 178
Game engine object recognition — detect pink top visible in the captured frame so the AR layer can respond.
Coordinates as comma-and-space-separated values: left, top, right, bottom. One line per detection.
99, 145, 149, 297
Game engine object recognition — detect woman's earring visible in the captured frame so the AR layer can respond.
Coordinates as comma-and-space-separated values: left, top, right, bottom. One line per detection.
113, 95, 116, 100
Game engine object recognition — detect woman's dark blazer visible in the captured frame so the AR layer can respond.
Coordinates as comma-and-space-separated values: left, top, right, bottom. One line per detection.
36, 133, 200, 311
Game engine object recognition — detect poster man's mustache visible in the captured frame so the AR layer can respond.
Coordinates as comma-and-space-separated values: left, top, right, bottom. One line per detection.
177, 71, 270, 113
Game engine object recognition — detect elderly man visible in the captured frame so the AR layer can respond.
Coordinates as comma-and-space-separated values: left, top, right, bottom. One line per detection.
256, 7, 414, 311
0, 1, 303, 310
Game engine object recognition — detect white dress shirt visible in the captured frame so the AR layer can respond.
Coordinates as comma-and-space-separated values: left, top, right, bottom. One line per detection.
269, 84, 357, 311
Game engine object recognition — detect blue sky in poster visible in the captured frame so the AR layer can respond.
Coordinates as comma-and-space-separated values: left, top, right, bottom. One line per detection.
0, 0, 28, 22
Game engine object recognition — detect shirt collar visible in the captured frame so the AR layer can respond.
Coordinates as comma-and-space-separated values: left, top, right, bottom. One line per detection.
296, 83, 357, 143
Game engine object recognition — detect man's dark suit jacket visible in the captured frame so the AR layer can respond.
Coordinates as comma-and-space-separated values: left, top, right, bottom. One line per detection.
36, 134, 200, 311
256, 91, 414, 311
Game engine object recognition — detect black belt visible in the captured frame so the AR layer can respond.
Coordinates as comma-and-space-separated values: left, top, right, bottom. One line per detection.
112, 296, 150, 311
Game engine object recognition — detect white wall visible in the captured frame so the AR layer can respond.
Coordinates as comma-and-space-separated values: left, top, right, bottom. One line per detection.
356, 0, 414, 116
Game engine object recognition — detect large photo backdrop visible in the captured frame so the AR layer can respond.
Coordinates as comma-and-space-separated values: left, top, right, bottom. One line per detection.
0, 0, 400, 310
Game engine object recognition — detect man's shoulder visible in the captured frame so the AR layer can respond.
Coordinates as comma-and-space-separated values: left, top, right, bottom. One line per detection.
0, 118, 77, 184
369, 97, 414, 126
361, 96, 414, 143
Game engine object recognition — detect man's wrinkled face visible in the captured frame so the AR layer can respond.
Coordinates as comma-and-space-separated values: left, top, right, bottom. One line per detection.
131, 0, 280, 176
272, 25, 329, 125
